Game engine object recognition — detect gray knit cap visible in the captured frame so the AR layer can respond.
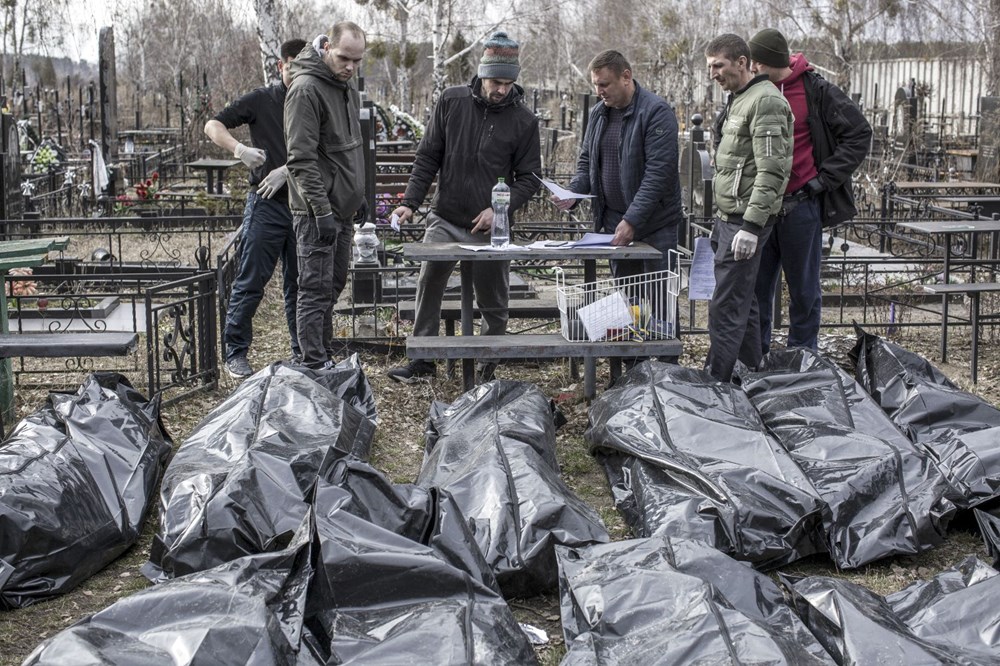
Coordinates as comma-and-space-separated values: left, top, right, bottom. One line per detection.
478, 31, 520, 81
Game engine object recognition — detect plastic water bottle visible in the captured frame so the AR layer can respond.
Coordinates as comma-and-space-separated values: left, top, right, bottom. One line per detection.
491, 177, 511, 248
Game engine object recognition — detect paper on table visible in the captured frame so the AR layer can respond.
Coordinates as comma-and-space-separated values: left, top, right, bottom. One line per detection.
534, 173, 594, 200
688, 235, 716, 300
457, 244, 498, 252
576, 290, 633, 341
571, 232, 615, 247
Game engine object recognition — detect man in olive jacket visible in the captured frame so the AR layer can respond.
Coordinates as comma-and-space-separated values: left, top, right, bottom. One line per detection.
284, 22, 366, 369
387, 31, 541, 384
705, 33, 793, 382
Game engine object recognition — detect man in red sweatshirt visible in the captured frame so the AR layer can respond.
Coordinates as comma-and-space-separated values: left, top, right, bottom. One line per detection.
748, 29, 872, 355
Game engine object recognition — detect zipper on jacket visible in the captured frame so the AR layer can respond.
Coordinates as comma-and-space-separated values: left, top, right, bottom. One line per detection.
731, 157, 744, 200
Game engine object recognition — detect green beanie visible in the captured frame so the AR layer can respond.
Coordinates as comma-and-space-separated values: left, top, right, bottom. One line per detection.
749, 29, 790, 68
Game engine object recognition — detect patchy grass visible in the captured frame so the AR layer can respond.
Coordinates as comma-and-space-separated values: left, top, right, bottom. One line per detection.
0, 277, 997, 665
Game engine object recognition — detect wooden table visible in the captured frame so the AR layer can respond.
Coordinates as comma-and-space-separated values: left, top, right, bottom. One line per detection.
0, 236, 71, 425
186, 158, 241, 195
402, 241, 672, 396
897, 219, 1000, 362
934, 195, 1000, 217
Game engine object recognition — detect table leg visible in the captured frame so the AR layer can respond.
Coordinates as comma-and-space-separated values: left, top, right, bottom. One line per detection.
583, 259, 597, 399
971, 292, 980, 384
0, 286, 13, 428
940, 240, 952, 362
460, 260, 475, 390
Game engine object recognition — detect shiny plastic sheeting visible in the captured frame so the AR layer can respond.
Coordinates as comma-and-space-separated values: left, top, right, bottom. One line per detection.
974, 508, 1000, 567
783, 557, 1000, 664
587, 362, 827, 569
741, 349, 955, 569
557, 537, 834, 665
417, 380, 609, 597
851, 327, 1000, 506
0, 373, 171, 609
25, 517, 312, 665
143, 361, 374, 581
303, 465, 538, 665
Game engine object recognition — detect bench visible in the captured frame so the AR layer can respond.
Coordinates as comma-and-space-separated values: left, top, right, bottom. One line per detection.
0, 332, 140, 437
396, 298, 560, 335
406, 333, 682, 399
923, 282, 1000, 384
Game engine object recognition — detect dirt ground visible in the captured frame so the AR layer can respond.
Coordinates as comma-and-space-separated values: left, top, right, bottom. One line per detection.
1, 278, 998, 666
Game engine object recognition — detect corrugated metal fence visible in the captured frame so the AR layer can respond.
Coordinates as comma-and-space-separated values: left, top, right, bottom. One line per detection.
853, 58, 984, 136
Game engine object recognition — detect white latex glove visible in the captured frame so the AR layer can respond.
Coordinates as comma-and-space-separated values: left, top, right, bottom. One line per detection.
257, 165, 288, 199
234, 142, 266, 169
730, 229, 758, 261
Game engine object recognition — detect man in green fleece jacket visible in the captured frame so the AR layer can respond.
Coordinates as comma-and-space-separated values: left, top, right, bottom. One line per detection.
284, 23, 366, 369
704, 33, 793, 382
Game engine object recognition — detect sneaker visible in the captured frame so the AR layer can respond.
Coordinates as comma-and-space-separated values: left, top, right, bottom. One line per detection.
387, 360, 436, 384
225, 353, 254, 378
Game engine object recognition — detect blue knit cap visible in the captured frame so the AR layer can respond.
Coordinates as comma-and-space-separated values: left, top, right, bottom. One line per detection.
478, 31, 520, 81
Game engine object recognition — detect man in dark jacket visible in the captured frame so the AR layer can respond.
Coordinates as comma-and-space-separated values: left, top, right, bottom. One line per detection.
284, 23, 366, 369
387, 31, 541, 384
555, 50, 683, 282
206, 38, 305, 378
749, 29, 872, 354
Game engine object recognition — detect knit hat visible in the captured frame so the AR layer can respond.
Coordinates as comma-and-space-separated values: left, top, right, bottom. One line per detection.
478, 31, 520, 81
749, 29, 790, 68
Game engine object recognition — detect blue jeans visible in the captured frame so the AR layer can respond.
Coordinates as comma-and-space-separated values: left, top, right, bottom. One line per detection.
224, 192, 298, 360
293, 213, 353, 368
754, 197, 823, 355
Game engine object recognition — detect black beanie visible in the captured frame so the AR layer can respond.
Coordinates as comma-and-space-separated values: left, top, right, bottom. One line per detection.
749, 29, 790, 68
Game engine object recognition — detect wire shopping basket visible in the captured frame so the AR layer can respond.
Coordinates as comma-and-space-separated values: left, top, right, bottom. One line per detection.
555, 252, 681, 342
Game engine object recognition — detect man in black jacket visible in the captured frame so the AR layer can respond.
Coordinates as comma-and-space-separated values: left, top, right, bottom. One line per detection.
206, 38, 305, 378
748, 29, 872, 354
387, 31, 541, 383
554, 50, 683, 342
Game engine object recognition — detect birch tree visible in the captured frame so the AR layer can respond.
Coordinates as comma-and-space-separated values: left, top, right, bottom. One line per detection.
253, 0, 282, 85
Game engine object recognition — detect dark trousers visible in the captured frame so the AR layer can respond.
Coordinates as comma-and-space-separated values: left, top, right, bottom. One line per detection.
754, 197, 823, 354
707, 218, 773, 382
293, 213, 353, 368
224, 192, 298, 360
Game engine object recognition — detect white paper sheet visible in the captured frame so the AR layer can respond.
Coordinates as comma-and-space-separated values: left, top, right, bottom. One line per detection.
534, 173, 595, 200
576, 291, 633, 341
689, 236, 716, 300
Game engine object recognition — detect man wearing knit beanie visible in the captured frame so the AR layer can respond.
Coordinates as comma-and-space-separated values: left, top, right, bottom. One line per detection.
478, 32, 521, 82
747, 28, 872, 356
748, 29, 790, 69
387, 31, 541, 384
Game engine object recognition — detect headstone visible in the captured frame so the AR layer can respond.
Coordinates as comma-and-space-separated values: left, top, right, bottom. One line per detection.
976, 96, 1000, 183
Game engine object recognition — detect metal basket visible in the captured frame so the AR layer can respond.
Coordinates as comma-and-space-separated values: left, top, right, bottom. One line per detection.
556, 254, 680, 343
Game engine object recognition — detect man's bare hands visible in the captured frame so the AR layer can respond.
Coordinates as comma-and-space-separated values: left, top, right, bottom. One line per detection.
552, 194, 576, 212
611, 219, 635, 246
471, 208, 495, 234
390, 206, 413, 225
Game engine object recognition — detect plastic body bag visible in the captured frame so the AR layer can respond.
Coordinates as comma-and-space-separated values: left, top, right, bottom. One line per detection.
741, 349, 955, 568
851, 327, 1000, 506
0, 373, 171, 609
302, 463, 538, 665
783, 557, 1000, 664
25, 516, 313, 665
556, 537, 834, 665
417, 380, 609, 597
144, 362, 374, 581
586, 362, 826, 569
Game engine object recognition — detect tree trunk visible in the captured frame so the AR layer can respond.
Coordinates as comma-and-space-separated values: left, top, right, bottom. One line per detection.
397, 10, 412, 112
253, 0, 282, 85
431, 0, 447, 104
989, 0, 1000, 95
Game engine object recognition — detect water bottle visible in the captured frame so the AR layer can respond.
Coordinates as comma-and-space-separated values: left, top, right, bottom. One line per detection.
491, 177, 511, 248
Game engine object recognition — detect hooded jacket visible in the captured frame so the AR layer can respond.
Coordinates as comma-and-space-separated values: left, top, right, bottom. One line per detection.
713, 75, 793, 232
568, 80, 684, 238
401, 78, 541, 227
284, 45, 365, 219
789, 54, 873, 227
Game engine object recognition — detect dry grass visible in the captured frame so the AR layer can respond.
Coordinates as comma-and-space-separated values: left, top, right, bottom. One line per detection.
1, 274, 997, 665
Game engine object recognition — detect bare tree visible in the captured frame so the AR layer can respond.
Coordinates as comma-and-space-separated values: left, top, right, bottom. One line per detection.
253, 0, 283, 85
356, 0, 428, 110
1, 0, 70, 83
